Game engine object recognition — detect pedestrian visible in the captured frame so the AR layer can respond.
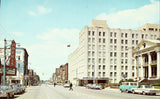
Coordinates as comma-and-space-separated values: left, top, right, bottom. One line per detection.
69, 83, 73, 91
54, 83, 56, 87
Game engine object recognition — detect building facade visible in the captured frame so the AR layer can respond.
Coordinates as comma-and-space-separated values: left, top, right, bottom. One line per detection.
0, 47, 29, 85
133, 39, 160, 80
68, 20, 160, 85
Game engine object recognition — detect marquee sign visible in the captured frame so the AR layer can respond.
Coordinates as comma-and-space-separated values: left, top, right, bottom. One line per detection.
0, 65, 17, 76
9, 40, 16, 67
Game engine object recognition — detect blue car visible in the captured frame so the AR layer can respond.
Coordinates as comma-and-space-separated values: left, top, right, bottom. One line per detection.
119, 82, 138, 93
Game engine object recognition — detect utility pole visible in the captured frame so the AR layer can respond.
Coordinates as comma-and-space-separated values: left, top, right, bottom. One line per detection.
137, 47, 139, 84
3, 39, 6, 85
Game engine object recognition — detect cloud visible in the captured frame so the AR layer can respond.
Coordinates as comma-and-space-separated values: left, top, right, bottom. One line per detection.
96, 0, 160, 29
28, 6, 52, 16
27, 28, 79, 80
12, 32, 23, 37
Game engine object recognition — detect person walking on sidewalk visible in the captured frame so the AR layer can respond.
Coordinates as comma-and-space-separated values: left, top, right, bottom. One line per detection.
69, 83, 73, 91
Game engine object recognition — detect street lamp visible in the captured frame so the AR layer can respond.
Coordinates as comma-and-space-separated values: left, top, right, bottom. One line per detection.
136, 47, 140, 83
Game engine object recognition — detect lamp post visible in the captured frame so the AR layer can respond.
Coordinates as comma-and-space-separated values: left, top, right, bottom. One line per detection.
3, 39, 6, 85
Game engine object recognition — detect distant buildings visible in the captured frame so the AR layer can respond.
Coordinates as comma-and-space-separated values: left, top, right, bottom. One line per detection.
52, 63, 68, 83
68, 20, 160, 85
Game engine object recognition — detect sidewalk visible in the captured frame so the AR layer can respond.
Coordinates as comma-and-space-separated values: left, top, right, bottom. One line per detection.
103, 87, 120, 92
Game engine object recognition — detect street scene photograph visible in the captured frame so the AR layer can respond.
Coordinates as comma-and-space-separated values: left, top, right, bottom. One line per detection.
0, 0, 160, 99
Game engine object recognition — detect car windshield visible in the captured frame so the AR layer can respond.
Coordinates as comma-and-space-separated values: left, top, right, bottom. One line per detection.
144, 85, 153, 88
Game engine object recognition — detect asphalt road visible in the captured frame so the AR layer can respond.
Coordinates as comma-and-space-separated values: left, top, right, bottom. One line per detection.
15, 84, 160, 99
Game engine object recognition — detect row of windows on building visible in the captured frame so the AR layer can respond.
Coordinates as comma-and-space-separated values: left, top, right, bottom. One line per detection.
88, 72, 106, 77
88, 31, 157, 39
110, 72, 135, 77
88, 65, 106, 70
88, 58, 106, 64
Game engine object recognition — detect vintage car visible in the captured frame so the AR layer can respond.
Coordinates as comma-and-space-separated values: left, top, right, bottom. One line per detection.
131, 85, 160, 95
86, 84, 101, 90
63, 83, 70, 88
119, 82, 138, 93
0, 85, 14, 98
12, 84, 25, 94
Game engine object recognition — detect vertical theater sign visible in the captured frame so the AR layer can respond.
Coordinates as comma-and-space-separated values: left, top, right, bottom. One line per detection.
0, 40, 17, 76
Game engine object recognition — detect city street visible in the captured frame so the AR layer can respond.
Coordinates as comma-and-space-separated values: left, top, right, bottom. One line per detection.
15, 84, 160, 99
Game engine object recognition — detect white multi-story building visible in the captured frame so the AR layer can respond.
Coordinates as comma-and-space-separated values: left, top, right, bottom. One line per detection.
68, 20, 160, 85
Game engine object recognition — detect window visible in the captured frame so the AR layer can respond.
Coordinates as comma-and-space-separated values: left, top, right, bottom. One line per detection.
121, 40, 124, 44
114, 59, 117, 64
110, 65, 113, 70
114, 66, 117, 70
92, 38, 95, 43
103, 72, 105, 76
88, 51, 91, 56
92, 45, 95, 50
88, 58, 91, 63
103, 52, 106, 57
92, 31, 95, 36
99, 59, 101, 63
132, 66, 134, 70
125, 40, 128, 44
114, 72, 117, 77
125, 53, 128, 57
110, 39, 113, 43
142, 34, 144, 39
99, 65, 101, 70
110, 72, 112, 77
114, 46, 117, 50
110, 32, 113, 37
88, 65, 91, 69
92, 51, 95, 56
103, 59, 105, 63
18, 63, 20, 68
132, 34, 134, 38
110, 45, 113, 50
103, 65, 105, 70
121, 59, 124, 64
114, 52, 117, 57
103, 39, 105, 43
103, 32, 105, 36
121, 66, 124, 70
110, 59, 113, 64
88, 45, 91, 50
125, 46, 128, 50
92, 58, 95, 63
121, 53, 124, 57
114, 32, 116, 37
136, 40, 138, 44
103, 45, 105, 50
132, 72, 134, 77
18, 56, 20, 60
125, 59, 128, 64
121, 33, 123, 37
132, 40, 134, 44
88, 72, 90, 76
99, 38, 101, 43
114, 39, 117, 44
155, 28, 157, 31
99, 45, 101, 50
136, 34, 138, 38
88, 38, 91, 43
99, 52, 101, 57
92, 72, 94, 76
125, 33, 127, 38
88, 31, 91, 36
98, 72, 101, 77
121, 46, 124, 51
99, 32, 101, 36
110, 52, 113, 57
92, 65, 94, 69
125, 66, 128, 70
149, 28, 154, 31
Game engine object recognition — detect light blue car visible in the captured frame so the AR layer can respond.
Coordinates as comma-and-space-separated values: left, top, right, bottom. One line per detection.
119, 82, 138, 93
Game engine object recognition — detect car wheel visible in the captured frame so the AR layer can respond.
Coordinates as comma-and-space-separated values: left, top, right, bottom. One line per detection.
120, 89, 123, 93
132, 90, 135, 94
142, 91, 146, 95
126, 90, 129, 93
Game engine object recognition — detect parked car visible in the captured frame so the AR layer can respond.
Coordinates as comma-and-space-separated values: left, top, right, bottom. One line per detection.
91, 84, 101, 90
119, 82, 138, 93
0, 85, 14, 98
131, 85, 160, 95
86, 84, 92, 89
12, 84, 25, 94
63, 83, 70, 88
86, 84, 101, 90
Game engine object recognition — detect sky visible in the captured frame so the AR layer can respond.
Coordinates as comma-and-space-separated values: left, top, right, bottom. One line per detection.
0, 0, 160, 80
